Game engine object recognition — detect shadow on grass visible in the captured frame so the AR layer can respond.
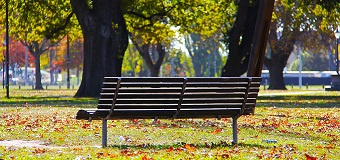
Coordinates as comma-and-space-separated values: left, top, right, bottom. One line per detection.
0, 96, 97, 107
108, 141, 270, 150
258, 95, 340, 101
257, 95, 340, 108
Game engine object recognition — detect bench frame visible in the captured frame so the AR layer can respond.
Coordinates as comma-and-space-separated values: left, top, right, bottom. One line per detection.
77, 77, 261, 147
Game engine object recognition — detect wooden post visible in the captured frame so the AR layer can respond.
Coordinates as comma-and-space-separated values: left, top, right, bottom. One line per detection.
247, 0, 275, 77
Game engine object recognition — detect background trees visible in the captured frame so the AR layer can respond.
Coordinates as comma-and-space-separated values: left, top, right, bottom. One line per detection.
1, 0, 78, 89
2, 0, 339, 96
264, 0, 339, 89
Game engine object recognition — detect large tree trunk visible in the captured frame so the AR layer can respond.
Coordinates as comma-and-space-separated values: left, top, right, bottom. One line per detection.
266, 53, 288, 89
221, 0, 259, 77
71, 0, 128, 97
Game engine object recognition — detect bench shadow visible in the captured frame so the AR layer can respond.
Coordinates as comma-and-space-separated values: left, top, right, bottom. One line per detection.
108, 141, 270, 150
0, 96, 97, 107
258, 95, 340, 101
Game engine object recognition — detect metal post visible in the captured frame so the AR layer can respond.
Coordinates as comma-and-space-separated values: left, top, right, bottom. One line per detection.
5, 0, 10, 98
102, 119, 108, 148
232, 117, 238, 144
66, 35, 70, 89
2, 62, 4, 89
298, 44, 302, 89
336, 38, 339, 75
25, 47, 28, 85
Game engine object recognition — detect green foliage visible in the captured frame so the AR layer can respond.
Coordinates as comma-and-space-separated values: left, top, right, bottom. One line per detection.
124, 0, 233, 46
0, 0, 81, 45
122, 44, 146, 77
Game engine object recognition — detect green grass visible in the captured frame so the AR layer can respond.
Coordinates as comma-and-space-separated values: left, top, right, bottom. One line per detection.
0, 88, 339, 159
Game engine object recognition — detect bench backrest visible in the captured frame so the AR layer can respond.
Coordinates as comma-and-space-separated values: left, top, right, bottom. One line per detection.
98, 77, 261, 117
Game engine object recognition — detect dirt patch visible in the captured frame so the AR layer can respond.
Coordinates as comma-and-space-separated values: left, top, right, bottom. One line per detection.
0, 140, 66, 149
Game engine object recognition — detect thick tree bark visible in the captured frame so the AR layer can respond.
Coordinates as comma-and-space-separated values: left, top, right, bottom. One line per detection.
221, 0, 259, 77
265, 53, 289, 90
71, 0, 128, 97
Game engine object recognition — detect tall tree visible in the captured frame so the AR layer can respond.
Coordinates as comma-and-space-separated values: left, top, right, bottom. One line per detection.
125, 0, 226, 77
1, 0, 77, 89
221, 0, 260, 77
71, 0, 128, 97
265, 0, 339, 89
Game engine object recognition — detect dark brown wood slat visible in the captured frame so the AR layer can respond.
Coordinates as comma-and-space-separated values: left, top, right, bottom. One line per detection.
100, 93, 258, 99
185, 83, 249, 87
93, 109, 176, 119
183, 93, 245, 98
76, 107, 255, 120
105, 83, 184, 88
98, 99, 179, 105
99, 98, 257, 106
184, 88, 258, 93
102, 82, 260, 88
179, 103, 255, 109
101, 88, 182, 93
98, 103, 255, 109
105, 77, 186, 82
97, 104, 179, 109
99, 93, 181, 99
117, 93, 181, 99
103, 77, 261, 83
186, 77, 261, 82
182, 98, 257, 104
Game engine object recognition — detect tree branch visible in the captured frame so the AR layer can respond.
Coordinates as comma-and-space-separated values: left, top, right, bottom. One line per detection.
45, 11, 74, 39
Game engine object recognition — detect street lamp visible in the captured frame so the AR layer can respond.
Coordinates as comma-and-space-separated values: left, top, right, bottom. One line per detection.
335, 28, 340, 75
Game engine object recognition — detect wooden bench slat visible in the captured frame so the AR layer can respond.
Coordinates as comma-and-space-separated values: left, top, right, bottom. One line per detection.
97, 103, 255, 109
103, 77, 261, 83
104, 77, 186, 82
76, 107, 255, 120
98, 98, 257, 105
99, 93, 259, 99
101, 88, 183, 93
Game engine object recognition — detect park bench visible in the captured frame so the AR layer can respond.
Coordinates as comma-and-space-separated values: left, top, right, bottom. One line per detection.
76, 77, 261, 147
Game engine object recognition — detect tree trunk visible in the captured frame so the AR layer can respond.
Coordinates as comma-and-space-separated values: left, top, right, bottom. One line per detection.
71, 0, 128, 97
34, 54, 43, 90
131, 40, 166, 77
221, 0, 259, 77
267, 60, 287, 89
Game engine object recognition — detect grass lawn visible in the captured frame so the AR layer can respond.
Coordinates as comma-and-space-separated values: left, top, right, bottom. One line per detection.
0, 88, 339, 159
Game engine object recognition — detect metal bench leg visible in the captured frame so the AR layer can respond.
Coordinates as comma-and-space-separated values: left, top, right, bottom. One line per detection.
232, 117, 238, 144
102, 119, 107, 148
